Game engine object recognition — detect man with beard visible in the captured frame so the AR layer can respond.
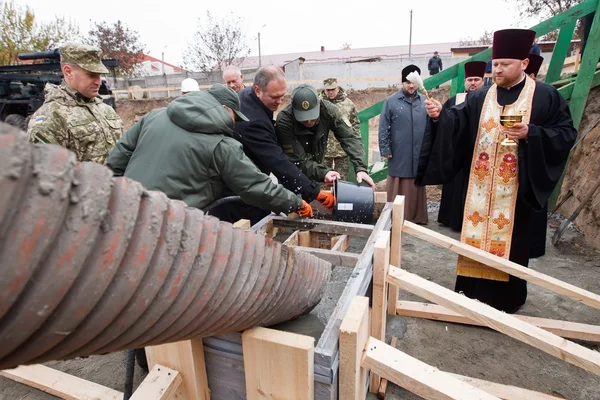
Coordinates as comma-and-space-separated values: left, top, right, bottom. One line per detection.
418, 29, 576, 313
438, 61, 487, 230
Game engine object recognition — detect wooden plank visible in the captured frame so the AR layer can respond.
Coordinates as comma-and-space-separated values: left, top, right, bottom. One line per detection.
299, 231, 311, 247
249, 214, 275, 234
242, 327, 314, 400
387, 266, 600, 376
377, 336, 398, 399
293, 246, 359, 268
331, 234, 349, 252
448, 373, 566, 400
314, 203, 392, 368
311, 232, 336, 249
374, 192, 387, 203
270, 216, 374, 238
0, 364, 122, 400
284, 230, 300, 246
233, 219, 251, 230
130, 364, 182, 400
568, 0, 600, 129
339, 296, 370, 400
545, 21, 577, 84
402, 221, 600, 309
388, 196, 404, 315
396, 301, 600, 342
362, 337, 500, 399
370, 231, 391, 392
146, 337, 210, 400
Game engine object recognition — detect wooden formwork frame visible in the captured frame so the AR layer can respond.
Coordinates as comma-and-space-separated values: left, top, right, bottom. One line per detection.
339, 195, 600, 400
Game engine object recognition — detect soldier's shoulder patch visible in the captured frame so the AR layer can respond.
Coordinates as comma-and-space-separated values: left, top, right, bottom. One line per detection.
342, 117, 351, 127
34, 116, 45, 124
282, 144, 294, 154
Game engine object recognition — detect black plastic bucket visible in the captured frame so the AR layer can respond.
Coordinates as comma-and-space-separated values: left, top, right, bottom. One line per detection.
332, 180, 374, 224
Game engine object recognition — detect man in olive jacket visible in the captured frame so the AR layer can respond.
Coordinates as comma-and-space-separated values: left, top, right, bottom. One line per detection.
107, 84, 312, 216
276, 84, 375, 189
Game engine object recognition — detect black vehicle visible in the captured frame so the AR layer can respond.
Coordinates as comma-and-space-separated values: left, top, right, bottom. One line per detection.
0, 48, 119, 130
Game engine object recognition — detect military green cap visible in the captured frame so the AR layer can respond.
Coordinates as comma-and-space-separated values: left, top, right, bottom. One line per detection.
60, 43, 109, 74
291, 84, 320, 122
323, 78, 338, 90
208, 83, 249, 122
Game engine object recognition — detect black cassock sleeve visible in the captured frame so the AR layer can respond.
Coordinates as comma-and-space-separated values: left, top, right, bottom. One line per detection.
415, 92, 478, 186
518, 85, 577, 211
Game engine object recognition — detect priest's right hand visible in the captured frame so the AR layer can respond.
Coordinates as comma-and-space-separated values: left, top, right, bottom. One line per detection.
425, 99, 442, 119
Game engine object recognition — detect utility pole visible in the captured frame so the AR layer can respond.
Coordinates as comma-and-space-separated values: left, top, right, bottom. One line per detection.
409, 10, 413, 58
258, 32, 262, 67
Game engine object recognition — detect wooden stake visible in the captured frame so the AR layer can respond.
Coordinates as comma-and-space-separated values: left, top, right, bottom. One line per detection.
388, 196, 404, 315
370, 231, 390, 392
146, 338, 210, 400
233, 219, 251, 230
388, 266, 600, 376
339, 296, 370, 400
242, 327, 314, 400
377, 336, 398, 399
396, 300, 600, 342
362, 337, 499, 399
402, 221, 600, 309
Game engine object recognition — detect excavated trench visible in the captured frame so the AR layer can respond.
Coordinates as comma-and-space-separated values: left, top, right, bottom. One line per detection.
0, 123, 332, 370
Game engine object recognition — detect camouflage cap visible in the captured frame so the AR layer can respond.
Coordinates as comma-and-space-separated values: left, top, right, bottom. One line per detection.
60, 43, 109, 74
323, 78, 338, 90
291, 84, 320, 121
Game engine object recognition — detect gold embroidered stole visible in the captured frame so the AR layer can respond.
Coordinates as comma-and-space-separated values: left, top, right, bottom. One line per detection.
456, 76, 535, 281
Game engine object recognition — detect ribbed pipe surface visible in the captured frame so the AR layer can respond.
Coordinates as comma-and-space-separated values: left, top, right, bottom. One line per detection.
0, 124, 332, 370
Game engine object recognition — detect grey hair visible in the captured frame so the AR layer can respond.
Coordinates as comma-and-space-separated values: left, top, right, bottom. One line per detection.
222, 65, 242, 76
253, 66, 285, 91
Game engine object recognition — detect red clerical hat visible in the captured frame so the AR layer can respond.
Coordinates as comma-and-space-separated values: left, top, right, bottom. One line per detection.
492, 29, 536, 60
525, 54, 544, 77
464, 61, 487, 78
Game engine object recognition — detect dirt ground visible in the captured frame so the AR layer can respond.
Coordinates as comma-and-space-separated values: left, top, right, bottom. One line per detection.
1, 205, 598, 399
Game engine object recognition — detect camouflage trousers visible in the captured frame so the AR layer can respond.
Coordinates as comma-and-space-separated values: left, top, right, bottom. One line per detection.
325, 156, 350, 180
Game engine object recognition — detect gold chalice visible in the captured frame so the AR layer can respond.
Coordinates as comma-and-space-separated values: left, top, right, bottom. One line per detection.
499, 114, 522, 146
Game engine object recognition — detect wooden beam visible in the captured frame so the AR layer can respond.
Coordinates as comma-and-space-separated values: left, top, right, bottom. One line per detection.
146, 337, 210, 400
283, 230, 300, 246
396, 301, 600, 343
233, 219, 251, 230
242, 327, 314, 400
362, 337, 500, 399
331, 234, 349, 252
293, 246, 359, 268
130, 364, 182, 400
387, 266, 600, 376
299, 231, 311, 247
370, 231, 390, 392
388, 196, 404, 315
377, 336, 398, 399
0, 364, 122, 400
402, 221, 600, 309
339, 296, 370, 400
545, 21, 577, 84
270, 216, 374, 238
374, 192, 387, 203
448, 373, 566, 400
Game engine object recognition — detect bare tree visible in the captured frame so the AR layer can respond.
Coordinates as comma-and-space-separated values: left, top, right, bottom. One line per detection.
341, 42, 352, 50
459, 30, 493, 47
511, 0, 584, 39
183, 12, 250, 73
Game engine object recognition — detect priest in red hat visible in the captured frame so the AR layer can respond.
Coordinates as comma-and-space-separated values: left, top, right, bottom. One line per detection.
438, 61, 487, 230
417, 29, 577, 313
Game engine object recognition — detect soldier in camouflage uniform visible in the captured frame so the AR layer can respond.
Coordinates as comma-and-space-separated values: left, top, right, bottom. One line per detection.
28, 43, 123, 164
319, 78, 361, 180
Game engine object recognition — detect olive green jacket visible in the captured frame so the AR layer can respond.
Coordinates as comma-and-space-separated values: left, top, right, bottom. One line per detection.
275, 100, 367, 182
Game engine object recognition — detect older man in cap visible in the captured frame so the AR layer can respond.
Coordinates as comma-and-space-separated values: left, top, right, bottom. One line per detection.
28, 43, 123, 164
320, 78, 361, 181
107, 84, 312, 217
438, 61, 487, 230
378, 65, 428, 224
276, 84, 375, 189
419, 29, 577, 313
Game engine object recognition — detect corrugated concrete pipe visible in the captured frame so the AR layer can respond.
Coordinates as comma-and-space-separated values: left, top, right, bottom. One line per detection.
0, 124, 332, 370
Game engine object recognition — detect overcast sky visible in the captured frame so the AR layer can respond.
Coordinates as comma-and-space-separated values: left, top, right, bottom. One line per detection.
19, 0, 534, 66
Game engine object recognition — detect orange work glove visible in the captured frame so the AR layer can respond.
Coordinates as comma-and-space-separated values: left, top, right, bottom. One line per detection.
316, 191, 336, 210
297, 200, 314, 218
